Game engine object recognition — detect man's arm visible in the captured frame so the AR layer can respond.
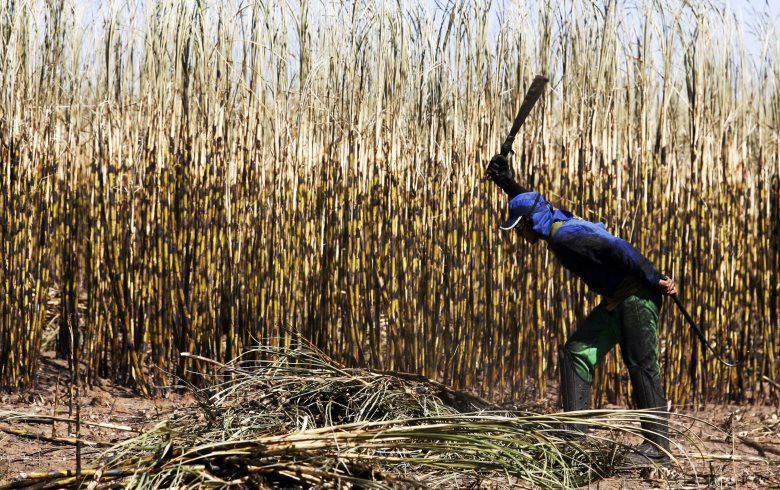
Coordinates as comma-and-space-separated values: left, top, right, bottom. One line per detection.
485, 153, 529, 198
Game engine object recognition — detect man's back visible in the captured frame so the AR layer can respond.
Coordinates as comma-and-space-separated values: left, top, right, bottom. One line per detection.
548, 219, 662, 299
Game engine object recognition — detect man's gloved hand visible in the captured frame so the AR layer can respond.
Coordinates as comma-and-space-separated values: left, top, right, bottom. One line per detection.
485, 153, 513, 181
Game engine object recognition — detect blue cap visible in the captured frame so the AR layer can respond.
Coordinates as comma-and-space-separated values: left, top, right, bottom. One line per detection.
500, 192, 542, 230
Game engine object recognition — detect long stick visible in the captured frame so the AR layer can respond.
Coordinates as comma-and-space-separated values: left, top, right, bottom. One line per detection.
671, 295, 743, 368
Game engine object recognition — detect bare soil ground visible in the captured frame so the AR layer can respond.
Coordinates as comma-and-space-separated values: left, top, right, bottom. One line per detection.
0, 353, 195, 481
595, 402, 780, 489
1, 355, 778, 488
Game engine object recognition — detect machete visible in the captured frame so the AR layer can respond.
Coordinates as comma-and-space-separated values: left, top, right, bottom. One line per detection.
483, 74, 548, 182
499, 74, 549, 157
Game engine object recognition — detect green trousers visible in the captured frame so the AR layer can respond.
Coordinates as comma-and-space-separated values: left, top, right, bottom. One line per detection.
565, 286, 662, 384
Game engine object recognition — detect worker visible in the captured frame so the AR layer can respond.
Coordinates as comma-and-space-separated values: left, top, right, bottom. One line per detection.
486, 152, 676, 466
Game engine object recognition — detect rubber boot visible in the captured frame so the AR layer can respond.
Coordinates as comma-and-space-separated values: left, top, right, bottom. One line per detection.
559, 347, 591, 436
625, 365, 671, 466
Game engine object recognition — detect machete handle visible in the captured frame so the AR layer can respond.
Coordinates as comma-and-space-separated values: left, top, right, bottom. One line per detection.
499, 140, 514, 157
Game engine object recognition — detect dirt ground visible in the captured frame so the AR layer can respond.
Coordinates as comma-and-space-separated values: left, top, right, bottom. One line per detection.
594, 402, 780, 489
0, 353, 195, 482
1, 355, 778, 488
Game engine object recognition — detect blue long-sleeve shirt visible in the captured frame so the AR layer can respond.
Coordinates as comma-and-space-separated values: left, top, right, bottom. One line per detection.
501, 191, 662, 296
548, 219, 662, 296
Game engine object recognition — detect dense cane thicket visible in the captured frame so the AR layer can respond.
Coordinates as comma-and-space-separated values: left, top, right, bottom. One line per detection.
0, 0, 777, 405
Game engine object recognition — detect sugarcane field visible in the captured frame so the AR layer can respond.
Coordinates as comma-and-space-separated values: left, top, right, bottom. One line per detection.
0, 0, 778, 488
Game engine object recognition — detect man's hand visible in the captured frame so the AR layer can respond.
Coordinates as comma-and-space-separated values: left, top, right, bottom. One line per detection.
486, 153, 513, 181
658, 276, 677, 296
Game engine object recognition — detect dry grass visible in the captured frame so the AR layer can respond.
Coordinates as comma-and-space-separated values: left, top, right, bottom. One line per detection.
0, 0, 777, 407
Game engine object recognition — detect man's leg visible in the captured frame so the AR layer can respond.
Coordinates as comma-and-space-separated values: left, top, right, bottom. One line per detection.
560, 303, 621, 430
619, 287, 670, 464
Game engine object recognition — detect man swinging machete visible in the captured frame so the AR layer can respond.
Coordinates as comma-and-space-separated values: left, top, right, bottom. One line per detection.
485, 75, 676, 466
